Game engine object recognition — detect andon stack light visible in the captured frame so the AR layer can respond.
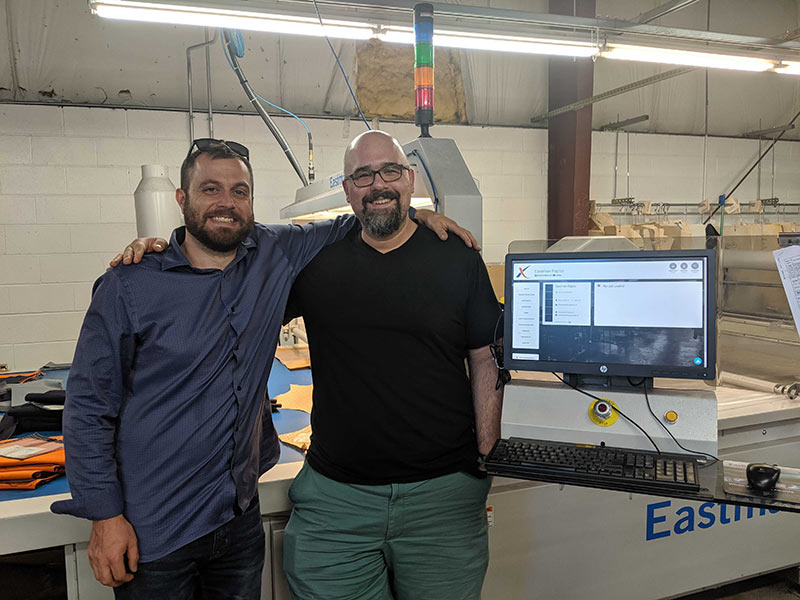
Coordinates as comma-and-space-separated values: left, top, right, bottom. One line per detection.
414, 3, 434, 137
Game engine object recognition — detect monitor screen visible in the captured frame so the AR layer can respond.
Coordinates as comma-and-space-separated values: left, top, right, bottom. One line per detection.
504, 250, 716, 380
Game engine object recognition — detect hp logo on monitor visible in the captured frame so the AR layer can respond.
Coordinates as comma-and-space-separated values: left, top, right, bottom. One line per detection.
600, 365, 608, 373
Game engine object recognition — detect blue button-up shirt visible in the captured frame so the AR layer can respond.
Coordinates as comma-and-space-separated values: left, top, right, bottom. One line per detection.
51, 217, 355, 561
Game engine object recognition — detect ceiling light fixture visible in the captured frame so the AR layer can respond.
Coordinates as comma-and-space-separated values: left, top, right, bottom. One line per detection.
379, 26, 599, 57
90, 1, 800, 72
91, 0, 375, 40
600, 43, 776, 72
774, 61, 800, 75
90, 0, 601, 58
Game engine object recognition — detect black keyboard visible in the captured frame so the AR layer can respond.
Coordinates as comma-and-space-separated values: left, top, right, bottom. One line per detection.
486, 437, 701, 493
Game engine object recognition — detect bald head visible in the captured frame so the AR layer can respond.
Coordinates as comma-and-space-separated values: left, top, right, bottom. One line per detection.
343, 130, 409, 175
341, 130, 415, 243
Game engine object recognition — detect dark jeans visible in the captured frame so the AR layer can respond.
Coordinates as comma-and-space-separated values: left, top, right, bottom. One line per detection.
115, 499, 265, 600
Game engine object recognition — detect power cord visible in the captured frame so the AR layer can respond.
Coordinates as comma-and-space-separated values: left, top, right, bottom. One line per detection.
627, 377, 719, 464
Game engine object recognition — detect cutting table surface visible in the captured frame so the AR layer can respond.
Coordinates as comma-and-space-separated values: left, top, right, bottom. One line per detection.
0, 359, 311, 503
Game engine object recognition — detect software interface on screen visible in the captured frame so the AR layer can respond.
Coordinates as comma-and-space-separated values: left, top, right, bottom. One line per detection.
507, 253, 713, 376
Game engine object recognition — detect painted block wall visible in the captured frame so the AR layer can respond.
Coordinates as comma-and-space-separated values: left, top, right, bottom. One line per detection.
0, 105, 547, 370
1, 104, 799, 370
590, 130, 800, 215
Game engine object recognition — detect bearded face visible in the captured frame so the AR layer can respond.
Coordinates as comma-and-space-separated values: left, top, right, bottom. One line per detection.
182, 190, 255, 253
359, 188, 406, 238
179, 155, 255, 254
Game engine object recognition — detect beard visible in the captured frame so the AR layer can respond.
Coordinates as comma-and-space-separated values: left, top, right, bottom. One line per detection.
360, 190, 407, 238
183, 196, 255, 253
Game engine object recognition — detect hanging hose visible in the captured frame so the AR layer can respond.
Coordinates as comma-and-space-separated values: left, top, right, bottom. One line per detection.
222, 31, 315, 182
222, 29, 308, 186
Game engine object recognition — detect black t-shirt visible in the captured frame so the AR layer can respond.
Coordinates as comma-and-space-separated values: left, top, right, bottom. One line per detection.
286, 224, 502, 484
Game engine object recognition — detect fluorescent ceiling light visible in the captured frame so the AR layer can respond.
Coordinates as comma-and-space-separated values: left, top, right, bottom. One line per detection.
601, 43, 775, 72
91, 1, 375, 40
92, 1, 599, 57
380, 26, 598, 58
92, 1, 797, 70
775, 61, 800, 75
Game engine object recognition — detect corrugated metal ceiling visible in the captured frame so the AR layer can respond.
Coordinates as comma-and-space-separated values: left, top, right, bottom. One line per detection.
1, 0, 799, 138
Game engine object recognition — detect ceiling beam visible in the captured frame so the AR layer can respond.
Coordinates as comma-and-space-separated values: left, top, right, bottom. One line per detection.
634, 0, 702, 24
599, 114, 650, 131
744, 124, 795, 138
531, 67, 694, 123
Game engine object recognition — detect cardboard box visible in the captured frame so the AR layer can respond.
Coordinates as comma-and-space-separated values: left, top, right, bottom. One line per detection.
589, 212, 615, 232
486, 264, 505, 302
725, 223, 782, 250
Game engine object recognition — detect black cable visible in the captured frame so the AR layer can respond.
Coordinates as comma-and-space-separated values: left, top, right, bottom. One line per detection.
406, 149, 439, 211
628, 377, 720, 464
490, 308, 510, 390
492, 307, 503, 345
552, 372, 661, 454
311, 0, 370, 130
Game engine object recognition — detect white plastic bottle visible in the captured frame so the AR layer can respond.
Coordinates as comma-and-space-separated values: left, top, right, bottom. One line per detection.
133, 165, 183, 238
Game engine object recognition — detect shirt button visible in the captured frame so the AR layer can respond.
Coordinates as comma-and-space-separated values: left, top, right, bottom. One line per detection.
237, 385, 242, 391
234, 345, 240, 351
231, 306, 236, 313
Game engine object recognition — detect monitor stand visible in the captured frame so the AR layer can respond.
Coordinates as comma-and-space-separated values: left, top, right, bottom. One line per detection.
563, 374, 654, 391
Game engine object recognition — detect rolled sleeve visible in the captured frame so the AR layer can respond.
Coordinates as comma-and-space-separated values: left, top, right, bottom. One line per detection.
51, 272, 136, 521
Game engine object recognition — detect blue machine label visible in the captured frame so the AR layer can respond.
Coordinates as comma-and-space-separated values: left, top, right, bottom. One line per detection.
646, 500, 779, 541
329, 173, 344, 189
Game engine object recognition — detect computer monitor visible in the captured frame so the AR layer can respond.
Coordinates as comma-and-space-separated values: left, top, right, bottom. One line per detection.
504, 250, 716, 381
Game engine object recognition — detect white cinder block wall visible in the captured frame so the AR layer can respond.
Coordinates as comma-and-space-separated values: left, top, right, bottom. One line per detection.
1, 104, 799, 371
590, 131, 800, 210
0, 105, 547, 371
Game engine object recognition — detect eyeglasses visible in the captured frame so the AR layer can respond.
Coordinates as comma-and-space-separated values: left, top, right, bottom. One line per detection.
345, 163, 411, 188
186, 138, 250, 160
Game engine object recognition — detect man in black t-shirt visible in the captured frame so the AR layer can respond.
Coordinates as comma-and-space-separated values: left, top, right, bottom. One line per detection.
283, 131, 503, 600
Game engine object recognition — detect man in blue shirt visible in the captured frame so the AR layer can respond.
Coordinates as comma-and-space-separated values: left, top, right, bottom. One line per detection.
52, 139, 470, 599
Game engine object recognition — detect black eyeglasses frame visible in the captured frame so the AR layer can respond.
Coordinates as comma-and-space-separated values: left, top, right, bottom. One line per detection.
345, 163, 411, 188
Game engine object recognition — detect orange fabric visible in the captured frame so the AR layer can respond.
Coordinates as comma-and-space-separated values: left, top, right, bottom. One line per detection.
0, 473, 61, 490
0, 464, 65, 480
0, 436, 66, 490
0, 370, 43, 384
0, 436, 65, 467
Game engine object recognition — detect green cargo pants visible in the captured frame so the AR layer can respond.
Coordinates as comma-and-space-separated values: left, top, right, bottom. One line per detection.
283, 462, 491, 600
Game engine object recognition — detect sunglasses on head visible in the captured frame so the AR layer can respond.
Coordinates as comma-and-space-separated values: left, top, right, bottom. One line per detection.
186, 138, 250, 160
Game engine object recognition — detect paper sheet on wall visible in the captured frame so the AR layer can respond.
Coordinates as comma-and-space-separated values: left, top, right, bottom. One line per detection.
773, 245, 800, 338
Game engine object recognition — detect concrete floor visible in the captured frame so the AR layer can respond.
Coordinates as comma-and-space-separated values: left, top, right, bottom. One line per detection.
679, 569, 800, 600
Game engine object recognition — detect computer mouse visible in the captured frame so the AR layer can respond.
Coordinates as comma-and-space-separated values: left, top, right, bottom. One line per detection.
746, 463, 780, 494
